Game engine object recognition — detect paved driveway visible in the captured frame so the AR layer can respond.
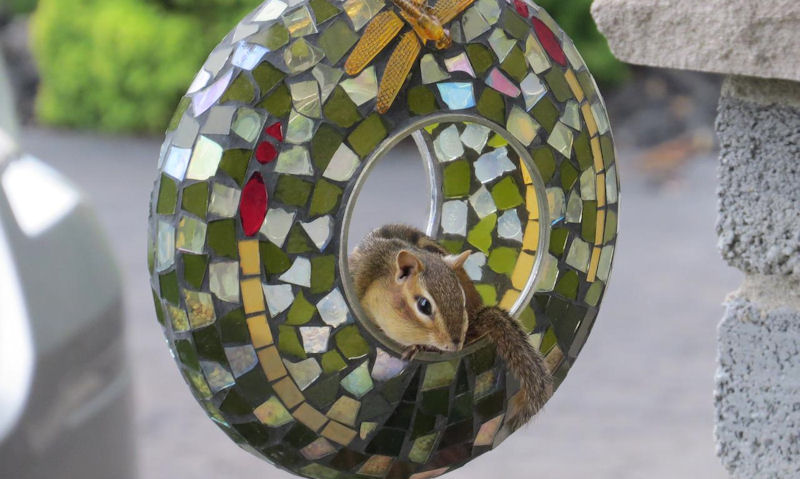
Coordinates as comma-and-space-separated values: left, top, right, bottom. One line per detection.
20, 127, 739, 479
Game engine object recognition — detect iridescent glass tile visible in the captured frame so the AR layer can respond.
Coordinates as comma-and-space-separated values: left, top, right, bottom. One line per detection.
565, 237, 591, 272
323, 143, 360, 181
232, 107, 266, 143
209, 261, 240, 303
359, 455, 394, 477
462, 252, 485, 281
317, 288, 349, 328
520, 73, 546, 110
563, 101, 581, 130
579, 168, 596, 200
548, 122, 574, 158
341, 67, 378, 106
462, 7, 490, 41
192, 70, 233, 116
506, 106, 539, 146
176, 216, 207, 253
475, 0, 500, 24
420, 54, 450, 84
606, 165, 618, 204
187, 69, 211, 95
524, 34, 551, 74
498, 210, 523, 242
284, 39, 325, 74
474, 414, 504, 446
444, 52, 475, 77
433, 125, 465, 163
284, 357, 322, 390
598, 245, 614, 282
225, 345, 258, 377
156, 220, 175, 271
279, 257, 312, 287
591, 101, 610, 135
441, 200, 468, 236
186, 136, 223, 181
285, 111, 316, 145
460, 123, 490, 152
209, 183, 241, 218
185, 290, 216, 328
289, 80, 322, 118
340, 361, 374, 398
232, 42, 270, 70
485, 67, 521, 97
283, 6, 317, 37
343, 0, 384, 30
167, 303, 189, 332
327, 396, 360, 427
566, 191, 583, 223
301, 438, 337, 460
254, 396, 294, 427
487, 29, 515, 62
534, 253, 558, 292
547, 187, 565, 223
172, 115, 200, 149
437, 82, 476, 110
201, 106, 236, 135
318, 20, 358, 64
474, 146, 515, 183
469, 186, 497, 219
409, 433, 437, 463
264, 283, 295, 316
301, 216, 334, 251
371, 348, 407, 381
300, 326, 331, 354
261, 208, 296, 247
200, 360, 235, 393
312, 64, 343, 103
276, 146, 313, 176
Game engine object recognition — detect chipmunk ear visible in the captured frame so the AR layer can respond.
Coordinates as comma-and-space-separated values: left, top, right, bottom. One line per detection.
444, 251, 471, 270
396, 250, 423, 283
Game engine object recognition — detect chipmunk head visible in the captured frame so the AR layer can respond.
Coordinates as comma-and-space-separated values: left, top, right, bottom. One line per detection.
361, 249, 471, 353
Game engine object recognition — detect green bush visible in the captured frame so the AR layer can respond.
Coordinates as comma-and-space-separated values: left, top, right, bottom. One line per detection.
31, 0, 250, 133
5, 0, 38, 15
536, 0, 628, 86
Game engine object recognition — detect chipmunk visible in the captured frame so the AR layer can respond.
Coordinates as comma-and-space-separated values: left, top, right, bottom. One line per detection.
348, 224, 553, 429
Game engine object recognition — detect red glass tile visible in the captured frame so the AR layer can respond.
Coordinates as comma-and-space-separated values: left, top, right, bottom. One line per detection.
514, 0, 529, 17
240, 173, 268, 237
266, 122, 284, 142
532, 18, 567, 67
256, 141, 277, 164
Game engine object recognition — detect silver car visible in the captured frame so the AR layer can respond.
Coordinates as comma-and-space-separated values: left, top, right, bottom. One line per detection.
0, 51, 135, 478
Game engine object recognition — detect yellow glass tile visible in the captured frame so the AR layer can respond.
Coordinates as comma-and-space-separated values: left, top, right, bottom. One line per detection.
595, 209, 606, 246
564, 69, 584, 102
591, 136, 603, 172
525, 186, 539, 220
274, 376, 304, 409
586, 246, 602, 282
499, 289, 520, 311
520, 159, 533, 185
247, 314, 273, 348
358, 455, 394, 477
293, 402, 328, 432
321, 420, 357, 446
544, 344, 564, 373
258, 346, 287, 381
326, 396, 361, 427
241, 277, 266, 314
522, 220, 540, 252
511, 251, 535, 290
300, 437, 337, 460
409, 467, 449, 479
239, 240, 261, 276
596, 172, 607, 208
254, 396, 294, 427
582, 103, 598, 137
474, 414, 504, 447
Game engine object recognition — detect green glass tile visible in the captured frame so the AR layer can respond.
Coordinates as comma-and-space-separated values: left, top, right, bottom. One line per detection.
545, 69, 572, 103
220, 74, 255, 104
360, 394, 392, 420
152, 290, 165, 326
286, 291, 316, 325
408, 85, 437, 115
555, 270, 579, 299
147, 238, 155, 274
487, 247, 518, 275
422, 360, 458, 391
578, 70, 598, 102
531, 97, 559, 133
500, 46, 527, 82
408, 433, 437, 463
260, 240, 291, 276
309, 0, 342, 24
335, 325, 369, 359
477, 88, 505, 125
531, 146, 556, 183
601, 135, 615, 169
300, 463, 340, 479
252, 23, 290, 51
258, 83, 292, 118
219, 308, 250, 344
411, 410, 436, 439
584, 281, 604, 307
284, 423, 317, 448
474, 283, 497, 306
347, 114, 388, 158
159, 271, 180, 305
419, 388, 449, 416
491, 176, 524, 210
501, 7, 529, 41
605, 209, 617, 243
317, 20, 358, 64
184, 369, 212, 399
561, 161, 578, 191
219, 389, 252, 416
182, 182, 209, 218
309, 179, 343, 216
540, 326, 557, 354
275, 175, 313, 207
366, 429, 405, 456
549, 227, 568, 256
465, 43, 494, 75
310, 255, 336, 294
439, 238, 464, 254
219, 149, 250, 187
157, 175, 178, 215
286, 224, 315, 254
582, 201, 597, 242
168, 97, 190, 132
305, 373, 341, 409
443, 159, 471, 198
467, 213, 497, 254
207, 219, 238, 259
182, 253, 209, 289
278, 325, 307, 360
519, 305, 536, 334
193, 326, 227, 363
321, 350, 347, 373
311, 124, 344, 171
323, 86, 361, 128
175, 340, 201, 374
385, 402, 414, 429
574, 129, 592, 170
450, 392, 472, 422
487, 132, 508, 148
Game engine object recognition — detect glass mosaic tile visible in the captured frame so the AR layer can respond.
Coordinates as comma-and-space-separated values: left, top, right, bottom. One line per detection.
474, 147, 516, 183
323, 144, 360, 182
156, 220, 175, 272
547, 187, 565, 223
420, 54, 450, 84
279, 257, 312, 287
301, 438, 337, 460
437, 82, 476, 110
475, 0, 501, 24
209, 261, 240, 303
467, 213, 496, 254
187, 69, 211, 95
312, 64, 343, 103
192, 70, 234, 117
300, 326, 331, 354
565, 238, 591, 272
341, 361, 374, 398
520, 73, 546, 110
209, 184, 241, 218
284, 358, 322, 390
301, 216, 334, 251
498, 210, 523, 242
264, 283, 295, 316
232, 43, 269, 71
343, 0, 384, 30
284, 39, 325, 74
226, 345, 258, 377
317, 288, 350, 328
290, 81, 322, 118
260, 208, 296, 248
506, 106, 539, 146
371, 348, 407, 381
487, 29, 515, 62
285, 112, 316, 145
562, 101, 582, 130
460, 123, 490, 152
185, 290, 216, 328
444, 53, 475, 77
580, 168, 597, 201
441, 200, 468, 236
317, 20, 359, 65
232, 108, 266, 143
461, 7, 490, 42
341, 67, 379, 107
566, 191, 583, 223
463, 252, 486, 281
187, 136, 223, 181
255, 0, 289, 21
327, 396, 361, 427
606, 165, 619, 204
254, 396, 294, 427
176, 216, 207, 254
202, 106, 236, 136
283, 6, 317, 37
469, 186, 497, 219
434, 125, 465, 163
547, 122, 574, 159
276, 145, 314, 175
485, 68, 521, 97
335, 325, 369, 359
524, 33, 551, 74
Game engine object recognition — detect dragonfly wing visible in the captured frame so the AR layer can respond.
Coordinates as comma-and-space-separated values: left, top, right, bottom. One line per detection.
377, 31, 421, 114
344, 11, 404, 76
431, 0, 475, 24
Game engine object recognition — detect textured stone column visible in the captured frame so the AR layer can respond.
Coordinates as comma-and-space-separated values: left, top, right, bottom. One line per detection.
591, 1, 800, 477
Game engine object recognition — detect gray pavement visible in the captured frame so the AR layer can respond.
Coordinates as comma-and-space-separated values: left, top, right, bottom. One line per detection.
20, 127, 740, 479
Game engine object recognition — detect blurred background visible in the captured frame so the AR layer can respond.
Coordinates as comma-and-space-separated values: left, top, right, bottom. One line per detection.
0, 0, 739, 478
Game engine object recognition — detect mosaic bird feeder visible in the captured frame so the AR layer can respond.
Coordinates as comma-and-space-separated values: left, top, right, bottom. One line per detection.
147, 0, 619, 476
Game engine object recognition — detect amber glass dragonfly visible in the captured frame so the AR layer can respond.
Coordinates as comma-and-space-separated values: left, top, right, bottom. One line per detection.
345, 0, 476, 113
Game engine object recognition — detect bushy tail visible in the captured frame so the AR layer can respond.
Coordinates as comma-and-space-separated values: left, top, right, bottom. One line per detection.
471, 306, 553, 431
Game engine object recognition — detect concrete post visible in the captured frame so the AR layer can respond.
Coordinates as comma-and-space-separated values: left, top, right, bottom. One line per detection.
591, 1, 800, 476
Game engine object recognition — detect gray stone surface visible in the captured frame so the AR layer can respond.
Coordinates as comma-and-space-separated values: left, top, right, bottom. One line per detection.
715, 77, 800, 276
591, 0, 800, 82
715, 293, 800, 478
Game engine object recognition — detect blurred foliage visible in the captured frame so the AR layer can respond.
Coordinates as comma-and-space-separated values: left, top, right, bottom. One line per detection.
536, 0, 628, 86
4, 0, 38, 15
31, 0, 250, 133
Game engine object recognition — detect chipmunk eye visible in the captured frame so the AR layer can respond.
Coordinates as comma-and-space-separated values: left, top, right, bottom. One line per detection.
415, 297, 432, 316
